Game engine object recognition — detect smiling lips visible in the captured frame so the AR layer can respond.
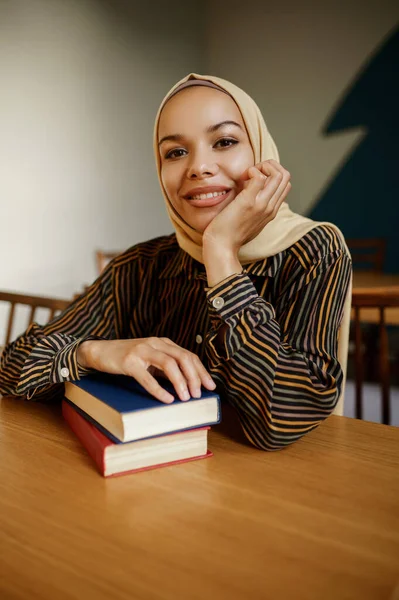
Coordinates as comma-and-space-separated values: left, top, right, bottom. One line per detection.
184, 186, 231, 207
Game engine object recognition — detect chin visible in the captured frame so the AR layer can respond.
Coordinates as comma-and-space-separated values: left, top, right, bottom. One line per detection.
184, 213, 219, 233
185, 220, 211, 234
184, 201, 232, 233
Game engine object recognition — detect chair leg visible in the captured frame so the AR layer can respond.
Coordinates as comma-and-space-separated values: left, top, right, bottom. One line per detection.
379, 308, 390, 425
354, 308, 363, 420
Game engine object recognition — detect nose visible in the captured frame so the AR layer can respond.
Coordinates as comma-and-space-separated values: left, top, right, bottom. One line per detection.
186, 148, 218, 179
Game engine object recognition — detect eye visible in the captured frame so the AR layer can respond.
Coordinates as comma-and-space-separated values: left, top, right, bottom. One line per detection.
165, 148, 187, 160
214, 137, 238, 149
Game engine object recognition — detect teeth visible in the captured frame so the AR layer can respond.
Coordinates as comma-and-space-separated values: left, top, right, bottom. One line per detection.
191, 190, 227, 200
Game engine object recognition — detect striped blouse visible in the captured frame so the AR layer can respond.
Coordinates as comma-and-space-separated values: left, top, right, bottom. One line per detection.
0, 224, 351, 450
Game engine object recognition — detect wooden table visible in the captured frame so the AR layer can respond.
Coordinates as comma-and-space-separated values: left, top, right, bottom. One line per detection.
353, 272, 399, 289
352, 271, 399, 325
0, 399, 398, 600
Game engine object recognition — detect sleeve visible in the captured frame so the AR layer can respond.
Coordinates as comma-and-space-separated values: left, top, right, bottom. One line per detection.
0, 263, 118, 402
204, 244, 352, 451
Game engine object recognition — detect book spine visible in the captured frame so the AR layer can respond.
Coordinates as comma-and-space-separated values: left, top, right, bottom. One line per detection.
62, 400, 106, 475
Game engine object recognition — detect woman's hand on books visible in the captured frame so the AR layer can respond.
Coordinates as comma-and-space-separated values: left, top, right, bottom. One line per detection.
77, 338, 216, 404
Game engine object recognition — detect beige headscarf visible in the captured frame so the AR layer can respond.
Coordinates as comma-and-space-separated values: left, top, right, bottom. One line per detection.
154, 73, 352, 415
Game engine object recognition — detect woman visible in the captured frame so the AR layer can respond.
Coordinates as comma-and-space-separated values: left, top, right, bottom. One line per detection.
0, 74, 352, 450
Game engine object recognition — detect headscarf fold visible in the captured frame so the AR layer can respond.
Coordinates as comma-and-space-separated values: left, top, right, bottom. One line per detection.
154, 73, 352, 415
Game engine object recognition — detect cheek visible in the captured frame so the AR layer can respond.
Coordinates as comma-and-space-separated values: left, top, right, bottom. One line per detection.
224, 146, 254, 179
160, 165, 176, 199
160, 165, 185, 214
161, 159, 187, 191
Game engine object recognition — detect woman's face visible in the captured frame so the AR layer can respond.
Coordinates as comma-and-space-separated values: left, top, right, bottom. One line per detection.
158, 86, 254, 233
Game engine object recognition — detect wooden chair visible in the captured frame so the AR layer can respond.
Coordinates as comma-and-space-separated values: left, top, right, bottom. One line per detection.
347, 238, 386, 273
95, 250, 121, 275
351, 285, 399, 424
0, 291, 71, 346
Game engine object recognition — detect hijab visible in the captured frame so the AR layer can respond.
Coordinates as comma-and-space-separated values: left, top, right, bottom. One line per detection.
153, 73, 352, 415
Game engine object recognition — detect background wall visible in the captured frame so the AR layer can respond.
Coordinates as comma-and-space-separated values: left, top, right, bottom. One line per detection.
1, 0, 398, 311
206, 0, 399, 271
0, 0, 204, 300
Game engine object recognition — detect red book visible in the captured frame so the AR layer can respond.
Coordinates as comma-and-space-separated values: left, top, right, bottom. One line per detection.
62, 400, 212, 478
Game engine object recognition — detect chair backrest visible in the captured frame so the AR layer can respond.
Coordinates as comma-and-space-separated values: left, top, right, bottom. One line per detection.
347, 238, 386, 273
95, 250, 121, 275
0, 291, 71, 346
351, 285, 399, 424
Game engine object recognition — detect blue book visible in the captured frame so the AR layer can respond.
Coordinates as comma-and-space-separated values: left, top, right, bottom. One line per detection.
64, 373, 221, 443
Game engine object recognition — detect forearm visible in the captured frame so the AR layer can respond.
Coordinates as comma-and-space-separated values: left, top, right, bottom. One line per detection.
0, 326, 99, 400
204, 252, 351, 450
0, 272, 116, 400
207, 327, 342, 451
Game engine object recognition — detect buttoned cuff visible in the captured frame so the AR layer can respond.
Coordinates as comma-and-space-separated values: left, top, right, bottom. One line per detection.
206, 272, 260, 321
50, 337, 95, 384
17, 333, 102, 399
205, 273, 275, 362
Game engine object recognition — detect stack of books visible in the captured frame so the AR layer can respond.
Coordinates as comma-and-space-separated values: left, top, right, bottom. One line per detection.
63, 373, 221, 477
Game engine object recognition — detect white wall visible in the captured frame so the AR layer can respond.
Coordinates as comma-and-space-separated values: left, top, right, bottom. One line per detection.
205, 0, 399, 215
0, 0, 205, 299
2, 0, 397, 303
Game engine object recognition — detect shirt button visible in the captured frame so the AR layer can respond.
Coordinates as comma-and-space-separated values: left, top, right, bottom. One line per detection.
60, 367, 70, 378
212, 296, 225, 310
195, 334, 203, 344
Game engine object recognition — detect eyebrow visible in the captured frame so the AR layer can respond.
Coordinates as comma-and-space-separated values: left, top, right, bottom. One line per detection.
158, 120, 243, 146
207, 120, 243, 133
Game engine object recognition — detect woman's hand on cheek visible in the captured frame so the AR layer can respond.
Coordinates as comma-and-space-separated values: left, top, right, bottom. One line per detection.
203, 159, 291, 257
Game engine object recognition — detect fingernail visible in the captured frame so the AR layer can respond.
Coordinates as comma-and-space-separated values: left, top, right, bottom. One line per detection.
193, 388, 201, 398
163, 392, 174, 403
181, 388, 190, 401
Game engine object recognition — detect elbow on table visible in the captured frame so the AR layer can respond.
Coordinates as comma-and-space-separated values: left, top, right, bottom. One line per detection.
245, 417, 325, 452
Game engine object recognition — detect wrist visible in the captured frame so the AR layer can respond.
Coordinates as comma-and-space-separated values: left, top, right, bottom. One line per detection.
77, 340, 96, 370
202, 235, 237, 261
203, 242, 242, 288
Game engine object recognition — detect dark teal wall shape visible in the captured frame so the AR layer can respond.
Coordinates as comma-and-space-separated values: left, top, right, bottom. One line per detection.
309, 27, 399, 273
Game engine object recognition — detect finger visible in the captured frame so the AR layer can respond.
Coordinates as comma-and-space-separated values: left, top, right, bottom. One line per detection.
191, 355, 217, 392
177, 352, 217, 398
152, 350, 192, 401
255, 161, 288, 192
159, 337, 180, 348
255, 159, 284, 177
177, 357, 202, 398
147, 365, 165, 379
247, 165, 265, 180
256, 180, 291, 220
129, 364, 175, 404
268, 159, 285, 171
272, 181, 291, 210
237, 165, 256, 182
266, 178, 292, 213
242, 169, 267, 202
135, 346, 191, 401
159, 338, 215, 390
255, 163, 289, 204
157, 339, 214, 398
